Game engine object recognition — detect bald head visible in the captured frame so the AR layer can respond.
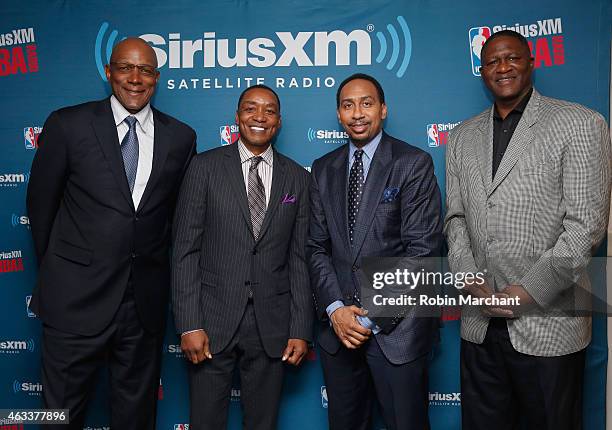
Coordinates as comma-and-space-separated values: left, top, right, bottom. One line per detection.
110, 37, 158, 68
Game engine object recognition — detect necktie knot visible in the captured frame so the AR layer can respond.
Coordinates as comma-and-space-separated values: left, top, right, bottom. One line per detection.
354, 149, 364, 161
124, 115, 137, 130
250, 156, 263, 171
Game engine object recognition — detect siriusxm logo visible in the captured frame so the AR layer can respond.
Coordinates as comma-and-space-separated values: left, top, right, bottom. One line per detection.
0, 339, 35, 353
0, 172, 29, 186
174, 425, 190, 430
166, 343, 184, 358
426, 121, 460, 147
94, 16, 412, 81
320, 385, 328, 408
13, 380, 43, 395
429, 391, 461, 406
307, 128, 348, 144
231, 388, 241, 402
11, 214, 30, 228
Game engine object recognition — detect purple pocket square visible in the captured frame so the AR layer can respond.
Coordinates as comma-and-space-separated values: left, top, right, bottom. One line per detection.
281, 194, 296, 204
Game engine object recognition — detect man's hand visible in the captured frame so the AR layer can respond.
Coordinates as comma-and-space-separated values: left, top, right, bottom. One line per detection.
463, 279, 514, 318
498, 284, 536, 315
282, 339, 308, 366
181, 330, 212, 364
330, 305, 372, 349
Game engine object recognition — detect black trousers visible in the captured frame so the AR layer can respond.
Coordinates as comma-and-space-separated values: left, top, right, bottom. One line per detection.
319, 337, 430, 430
461, 318, 586, 430
41, 295, 163, 430
188, 303, 285, 430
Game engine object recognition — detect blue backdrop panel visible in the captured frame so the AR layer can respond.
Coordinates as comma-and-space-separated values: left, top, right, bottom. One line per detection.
1, 1, 610, 429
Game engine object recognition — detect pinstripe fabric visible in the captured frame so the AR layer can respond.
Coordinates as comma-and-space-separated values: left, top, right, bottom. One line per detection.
172, 142, 313, 357
238, 140, 273, 206
445, 90, 612, 356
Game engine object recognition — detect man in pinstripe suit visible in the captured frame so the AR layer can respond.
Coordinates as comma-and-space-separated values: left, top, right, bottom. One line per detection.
445, 30, 611, 430
172, 85, 313, 430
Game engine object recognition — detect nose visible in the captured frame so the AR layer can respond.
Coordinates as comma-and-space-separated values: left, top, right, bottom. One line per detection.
352, 104, 364, 119
126, 68, 142, 85
253, 107, 266, 122
496, 58, 512, 73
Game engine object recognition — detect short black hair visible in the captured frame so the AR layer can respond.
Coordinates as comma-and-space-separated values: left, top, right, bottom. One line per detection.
480, 30, 531, 60
336, 73, 385, 108
237, 84, 281, 111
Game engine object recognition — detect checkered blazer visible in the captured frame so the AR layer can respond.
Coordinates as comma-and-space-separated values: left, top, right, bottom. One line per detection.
444, 89, 611, 356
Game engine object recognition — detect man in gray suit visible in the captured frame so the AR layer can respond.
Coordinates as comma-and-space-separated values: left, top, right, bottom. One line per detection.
445, 30, 611, 430
172, 85, 313, 430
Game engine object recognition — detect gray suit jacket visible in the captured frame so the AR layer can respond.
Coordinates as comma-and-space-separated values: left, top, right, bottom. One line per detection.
445, 89, 611, 356
308, 133, 443, 365
172, 143, 313, 357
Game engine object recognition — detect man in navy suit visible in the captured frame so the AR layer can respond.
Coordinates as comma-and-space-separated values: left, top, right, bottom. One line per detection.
307, 73, 443, 430
27, 38, 196, 429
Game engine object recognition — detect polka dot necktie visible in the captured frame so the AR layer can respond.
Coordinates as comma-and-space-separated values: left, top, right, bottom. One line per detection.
348, 149, 365, 244
248, 156, 266, 240
120, 116, 139, 194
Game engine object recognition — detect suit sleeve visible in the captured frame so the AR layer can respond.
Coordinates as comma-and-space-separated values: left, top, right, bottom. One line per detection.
172, 155, 207, 334
306, 159, 345, 320
26, 111, 69, 265
288, 172, 314, 341
444, 129, 480, 276
520, 112, 612, 306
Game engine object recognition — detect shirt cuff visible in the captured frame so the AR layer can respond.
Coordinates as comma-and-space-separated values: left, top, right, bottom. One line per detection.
356, 316, 381, 334
326, 300, 345, 319
181, 329, 204, 337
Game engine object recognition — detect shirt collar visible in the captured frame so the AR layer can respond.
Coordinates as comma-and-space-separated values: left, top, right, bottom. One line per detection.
349, 130, 383, 162
238, 140, 273, 166
493, 88, 533, 120
110, 95, 153, 134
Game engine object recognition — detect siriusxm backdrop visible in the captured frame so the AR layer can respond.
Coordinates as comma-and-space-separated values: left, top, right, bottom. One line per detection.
1, 1, 611, 429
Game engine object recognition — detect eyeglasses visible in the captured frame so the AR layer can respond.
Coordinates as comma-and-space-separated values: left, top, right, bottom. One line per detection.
109, 62, 158, 77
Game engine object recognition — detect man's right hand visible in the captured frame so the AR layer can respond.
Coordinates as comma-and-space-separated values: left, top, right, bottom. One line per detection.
181, 330, 212, 364
330, 305, 372, 349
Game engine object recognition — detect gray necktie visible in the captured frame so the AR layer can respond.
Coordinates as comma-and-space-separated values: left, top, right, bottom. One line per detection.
248, 156, 266, 240
121, 116, 139, 193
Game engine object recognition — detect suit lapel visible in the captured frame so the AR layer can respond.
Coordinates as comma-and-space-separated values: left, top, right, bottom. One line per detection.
328, 145, 350, 248
223, 143, 252, 232
489, 91, 539, 196
91, 98, 135, 211
476, 109, 493, 193
256, 149, 286, 243
351, 135, 393, 262
137, 108, 171, 212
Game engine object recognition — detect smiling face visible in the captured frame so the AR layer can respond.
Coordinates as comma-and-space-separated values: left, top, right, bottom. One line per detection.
235, 87, 281, 155
337, 78, 387, 147
104, 38, 159, 114
481, 35, 533, 114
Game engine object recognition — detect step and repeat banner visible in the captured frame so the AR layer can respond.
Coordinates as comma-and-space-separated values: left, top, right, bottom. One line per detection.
1, 1, 611, 429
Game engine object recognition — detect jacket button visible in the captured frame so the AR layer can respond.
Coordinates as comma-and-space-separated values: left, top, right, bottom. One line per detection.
131, 253, 137, 259
244, 281, 251, 286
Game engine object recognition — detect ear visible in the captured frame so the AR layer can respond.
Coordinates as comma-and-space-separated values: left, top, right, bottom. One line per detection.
104, 64, 111, 81
381, 103, 388, 120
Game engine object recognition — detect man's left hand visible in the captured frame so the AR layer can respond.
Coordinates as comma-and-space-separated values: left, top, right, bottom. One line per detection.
282, 339, 308, 366
499, 284, 536, 314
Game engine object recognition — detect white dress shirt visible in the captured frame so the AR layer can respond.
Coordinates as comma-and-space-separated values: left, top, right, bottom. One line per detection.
110, 95, 154, 210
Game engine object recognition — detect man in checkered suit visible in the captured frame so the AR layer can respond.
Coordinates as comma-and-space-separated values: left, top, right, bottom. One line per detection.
445, 30, 611, 430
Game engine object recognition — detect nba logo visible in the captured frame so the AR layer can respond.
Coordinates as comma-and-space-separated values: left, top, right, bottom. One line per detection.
321, 386, 328, 408
25, 295, 36, 318
174, 425, 189, 430
220, 125, 240, 146
427, 124, 439, 147
24, 127, 40, 149
468, 26, 491, 76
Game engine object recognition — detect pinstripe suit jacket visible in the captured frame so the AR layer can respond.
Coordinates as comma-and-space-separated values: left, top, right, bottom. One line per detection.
445, 89, 611, 356
308, 133, 443, 365
172, 143, 313, 357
